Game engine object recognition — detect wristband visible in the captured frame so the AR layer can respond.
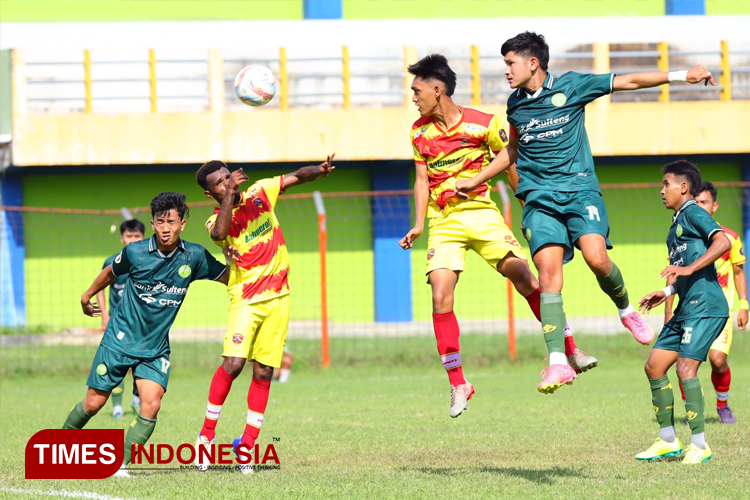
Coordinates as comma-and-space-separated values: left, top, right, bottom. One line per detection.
740, 299, 749, 311
661, 285, 675, 298
668, 70, 688, 82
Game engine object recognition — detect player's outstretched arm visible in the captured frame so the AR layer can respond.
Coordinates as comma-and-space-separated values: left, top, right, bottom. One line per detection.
399, 162, 429, 250
639, 288, 670, 314
211, 168, 249, 241
283, 153, 336, 190
95, 290, 109, 329
661, 231, 731, 282
455, 137, 518, 199
663, 276, 676, 324
613, 65, 715, 92
734, 263, 748, 330
81, 265, 117, 317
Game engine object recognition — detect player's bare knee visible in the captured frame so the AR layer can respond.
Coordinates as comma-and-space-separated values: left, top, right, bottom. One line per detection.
82, 398, 104, 415
253, 361, 273, 381
431, 290, 454, 313
709, 350, 728, 373
675, 362, 698, 381
222, 356, 246, 377
583, 251, 611, 277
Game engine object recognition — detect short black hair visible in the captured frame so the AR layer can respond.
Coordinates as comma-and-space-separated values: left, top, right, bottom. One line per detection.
150, 192, 190, 220
662, 160, 702, 196
196, 160, 227, 191
407, 54, 456, 97
120, 219, 145, 235
698, 181, 717, 202
501, 31, 550, 72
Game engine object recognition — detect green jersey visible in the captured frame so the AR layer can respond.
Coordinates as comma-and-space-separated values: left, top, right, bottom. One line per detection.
102, 253, 128, 312
100, 236, 226, 359
506, 72, 614, 198
668, 199, 729, 320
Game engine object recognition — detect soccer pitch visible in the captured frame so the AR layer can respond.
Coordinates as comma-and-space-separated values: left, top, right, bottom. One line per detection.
2, 333, 750, 499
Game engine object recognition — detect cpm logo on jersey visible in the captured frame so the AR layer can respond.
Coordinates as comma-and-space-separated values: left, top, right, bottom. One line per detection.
25, 429, 124, 479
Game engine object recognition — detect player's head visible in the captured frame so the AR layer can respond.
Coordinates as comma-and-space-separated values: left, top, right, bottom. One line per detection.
119, 219, 145, 246
661, 160, 702, 210
501, 32, 549, 89
196, 160, 241, 205
408, 54, 457, 117
695, 181, 719, 217
150, 192, 189, 248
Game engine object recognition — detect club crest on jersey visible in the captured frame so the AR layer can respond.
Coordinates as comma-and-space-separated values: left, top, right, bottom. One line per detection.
253, 198, 263, 208
232, 335, 244, 344
524, 228, 532, 241
114, 253, 122, 264
96, 364, 107, 376
427, 248, 435, 260
551, 93, 567, 107
178, 265, 192, 278
500, 129, 508, 142
676, 224, 683, 237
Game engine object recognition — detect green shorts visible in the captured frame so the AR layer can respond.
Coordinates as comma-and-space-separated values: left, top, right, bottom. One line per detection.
521, 190, 612, 264
654, 316, 728, 361
86, 344, 171, 392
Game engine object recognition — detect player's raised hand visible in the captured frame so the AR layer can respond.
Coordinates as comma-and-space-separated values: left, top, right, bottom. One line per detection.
455, 178, 479, 200
399, 226, 423, 250
319, 153, 336, 177
229, 168, 249, 191
686, 65, 716, 86
738, 309, 748, 331
660, 265, 692, 281
639, 290, 667, 314
81, 299, 101, 318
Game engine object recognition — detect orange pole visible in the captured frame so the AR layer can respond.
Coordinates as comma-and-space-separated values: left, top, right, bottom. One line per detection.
498, 181, 516, 361
314, 191, 330, 367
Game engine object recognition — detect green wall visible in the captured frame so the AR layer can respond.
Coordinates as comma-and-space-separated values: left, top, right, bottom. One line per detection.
344, 0, 664, 19
706, 0, 750, 15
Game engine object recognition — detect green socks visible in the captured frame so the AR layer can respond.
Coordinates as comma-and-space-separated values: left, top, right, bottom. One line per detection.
62, 401, 93, 429
649, 376, 675, 431
540, 292, 566, 355
596, 262, 630, 310
123, 413, 158, 465
111, 384, 124, 407
682, 377, 705, 436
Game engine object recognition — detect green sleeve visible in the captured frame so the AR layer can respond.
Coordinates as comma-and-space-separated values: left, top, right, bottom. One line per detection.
110, 246, 131, 277
192, 247, 227, 282
687, 206, 723, 246
568, 71, 614, 104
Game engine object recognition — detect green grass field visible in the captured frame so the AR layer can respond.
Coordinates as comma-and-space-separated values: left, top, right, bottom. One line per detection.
2, 334, 750, 499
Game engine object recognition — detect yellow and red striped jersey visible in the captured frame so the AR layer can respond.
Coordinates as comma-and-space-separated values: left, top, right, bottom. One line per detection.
411, 106, 510, 218
716, 224, 746, 311
205, 176, 290, 308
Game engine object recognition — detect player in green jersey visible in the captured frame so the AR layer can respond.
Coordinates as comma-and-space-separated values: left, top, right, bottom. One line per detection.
96, 219, 145, 419
456, 31, 715, 393
638, 160, 730, 464
62, 192, 231, 478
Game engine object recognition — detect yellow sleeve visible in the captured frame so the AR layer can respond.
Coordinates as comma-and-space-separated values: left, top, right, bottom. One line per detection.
204, 214, 227, 249
486, 115, 510, 155
411, 133, 427, 167
254, 176, 283, 209
730, 235, 746, 266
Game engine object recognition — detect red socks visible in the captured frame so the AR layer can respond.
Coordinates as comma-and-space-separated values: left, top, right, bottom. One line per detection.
525, 288, 542, 322
433, 312, 465, 387
200, 366, 238, 441
712, 367, 731, 408
242, 377, 272, 448
564, 336, 577, 357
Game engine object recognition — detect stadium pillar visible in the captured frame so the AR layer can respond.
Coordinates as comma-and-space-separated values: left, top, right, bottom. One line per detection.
303, 0, 342, 19
665, 0, 705, 15
0, 174, 26, 326
372, 164, 413, 322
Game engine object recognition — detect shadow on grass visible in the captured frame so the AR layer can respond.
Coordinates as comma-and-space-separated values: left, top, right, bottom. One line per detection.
406, 466, 582, 484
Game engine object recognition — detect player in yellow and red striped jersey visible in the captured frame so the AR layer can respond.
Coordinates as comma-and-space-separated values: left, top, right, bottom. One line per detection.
399, 55, 596, 416
193, 155, 335, 473
669, 182, 748, 424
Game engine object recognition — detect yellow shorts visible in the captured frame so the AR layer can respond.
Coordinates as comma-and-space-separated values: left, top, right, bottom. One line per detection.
425, 207, 527, 275
223, 294, 290, 368
709, 317, 733, 355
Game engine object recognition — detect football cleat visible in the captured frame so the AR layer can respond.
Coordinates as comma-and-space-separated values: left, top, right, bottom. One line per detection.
635, 437, 683, 461
568, 349, 598, 374
537, 363, 577, 394
449, 381, 475, 418
682, 443, 712, 464
717, 405, 737, 424
193, 434, 214, 471
112, 465, 131, 478
232, 435, 254, 475
621, 311, 654, 345
112, 406, 124, 420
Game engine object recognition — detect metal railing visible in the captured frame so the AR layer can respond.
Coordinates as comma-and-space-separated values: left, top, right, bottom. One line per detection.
12, 40, 750, 114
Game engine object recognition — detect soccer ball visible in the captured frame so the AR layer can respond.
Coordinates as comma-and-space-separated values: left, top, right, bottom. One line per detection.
234, 65, 276, 107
